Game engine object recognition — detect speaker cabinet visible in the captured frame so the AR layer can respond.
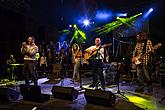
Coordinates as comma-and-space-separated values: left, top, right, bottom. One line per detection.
19, 84, 50, 103
0, 88, 20, 102
51, 86, 78, 100
84, 89, 116, 107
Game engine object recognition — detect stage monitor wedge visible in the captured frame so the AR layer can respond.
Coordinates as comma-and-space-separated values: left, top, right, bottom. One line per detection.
0, 88, 20, 102
19, 84, 50, 103
84, 89, 116, 107
51, 86, 78, 101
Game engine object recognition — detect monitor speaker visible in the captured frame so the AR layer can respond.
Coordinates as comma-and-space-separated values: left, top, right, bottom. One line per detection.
51, 86, 78, 100
84, 89, 116, 107
0, 88, 20, 102
19, 84, 50, 103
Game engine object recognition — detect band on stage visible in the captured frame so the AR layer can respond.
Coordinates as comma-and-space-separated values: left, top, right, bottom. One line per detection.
3, 32, 163, 92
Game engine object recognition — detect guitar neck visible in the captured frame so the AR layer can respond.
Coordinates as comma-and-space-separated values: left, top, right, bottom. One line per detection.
140, 43, 161, 58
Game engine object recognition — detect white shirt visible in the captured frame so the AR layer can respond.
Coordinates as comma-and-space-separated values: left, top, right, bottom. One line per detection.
86, 45, 104, 60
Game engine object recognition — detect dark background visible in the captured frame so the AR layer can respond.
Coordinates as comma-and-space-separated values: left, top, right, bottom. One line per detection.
0, 0, 165, 63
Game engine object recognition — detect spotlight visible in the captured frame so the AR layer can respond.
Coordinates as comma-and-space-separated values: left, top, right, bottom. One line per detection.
73, 24, 77, 28
69, 25, 72, 28
143, 8, 154, 18
96, 11, 111, 19
123, 13, 127, 17
116, 13, 127, 17
83, 19, 90, 26
149, 8, 153, 13
116, 16, 120, 19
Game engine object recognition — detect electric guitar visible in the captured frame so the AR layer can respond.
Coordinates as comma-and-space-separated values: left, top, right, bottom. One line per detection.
84, 43, 112, 60
132, 43, 162, 66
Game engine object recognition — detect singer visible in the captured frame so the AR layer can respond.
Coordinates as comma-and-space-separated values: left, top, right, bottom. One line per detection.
21, 36, 39, 85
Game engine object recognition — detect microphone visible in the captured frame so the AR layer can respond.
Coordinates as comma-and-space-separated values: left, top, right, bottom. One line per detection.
21, 42, 26, 46
21, 42, 27, 48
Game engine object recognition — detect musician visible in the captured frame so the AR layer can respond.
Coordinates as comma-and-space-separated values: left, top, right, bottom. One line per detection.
6, 54, 16, 64
132, 32, 154, 92
71, 43, 82, 81
85, 37, 106, 90
59, 47, 68, 78
21, 36, 39, 85
39, 52, 48, 75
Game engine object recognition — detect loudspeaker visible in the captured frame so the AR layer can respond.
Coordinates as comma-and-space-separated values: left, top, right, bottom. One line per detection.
51, 86, 78, 100
84, 89, 116, 107
19, 84, 50, 103
0, 88, 20, 102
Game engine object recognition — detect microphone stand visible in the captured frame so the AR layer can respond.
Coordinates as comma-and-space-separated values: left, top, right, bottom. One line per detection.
114, 59, 129, 100
76, 43, 84, 91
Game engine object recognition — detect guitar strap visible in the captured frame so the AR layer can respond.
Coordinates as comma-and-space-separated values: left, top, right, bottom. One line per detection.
92, 46, 103, 60
142, 40, 147, 54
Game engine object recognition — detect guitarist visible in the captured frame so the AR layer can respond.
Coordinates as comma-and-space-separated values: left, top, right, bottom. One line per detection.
132, 32, 154, 92
85, 37, 107, 90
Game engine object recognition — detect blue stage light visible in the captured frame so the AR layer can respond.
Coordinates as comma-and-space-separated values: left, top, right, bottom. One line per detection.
95, 10, 112, 20
69, 25, 72, 28
143, 8, 154, 18
149, 8, 153, 13
116, 13, 127, 17
83, 19, 90, 26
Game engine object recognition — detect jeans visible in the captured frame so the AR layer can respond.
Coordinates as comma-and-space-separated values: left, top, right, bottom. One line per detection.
23, 60, 38, 85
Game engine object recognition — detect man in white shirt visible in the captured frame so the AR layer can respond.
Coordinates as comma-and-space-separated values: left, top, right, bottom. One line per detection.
85, 37, 105, 90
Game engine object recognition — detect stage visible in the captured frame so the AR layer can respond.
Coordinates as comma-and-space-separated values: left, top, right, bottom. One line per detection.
0, 76, 165, 110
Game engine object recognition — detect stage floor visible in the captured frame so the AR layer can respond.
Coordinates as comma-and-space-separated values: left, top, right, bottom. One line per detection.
0, 77, 165, 110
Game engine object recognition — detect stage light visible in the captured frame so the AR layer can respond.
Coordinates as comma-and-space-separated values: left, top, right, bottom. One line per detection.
149, 8, 153, 13
116, 13, 127, 17
95, 13, 142, 35
95, 10, 112, 21
69, 25, 72, 28
116, 16, 120, 19
96, 11, 110, 19
83, 19, 90, 26
143, 8, 154, 18
123, 13, 127, 17
73, 24, 77, 28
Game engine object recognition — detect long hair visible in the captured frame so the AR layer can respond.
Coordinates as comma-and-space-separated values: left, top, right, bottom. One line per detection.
72, 43, 80, 53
